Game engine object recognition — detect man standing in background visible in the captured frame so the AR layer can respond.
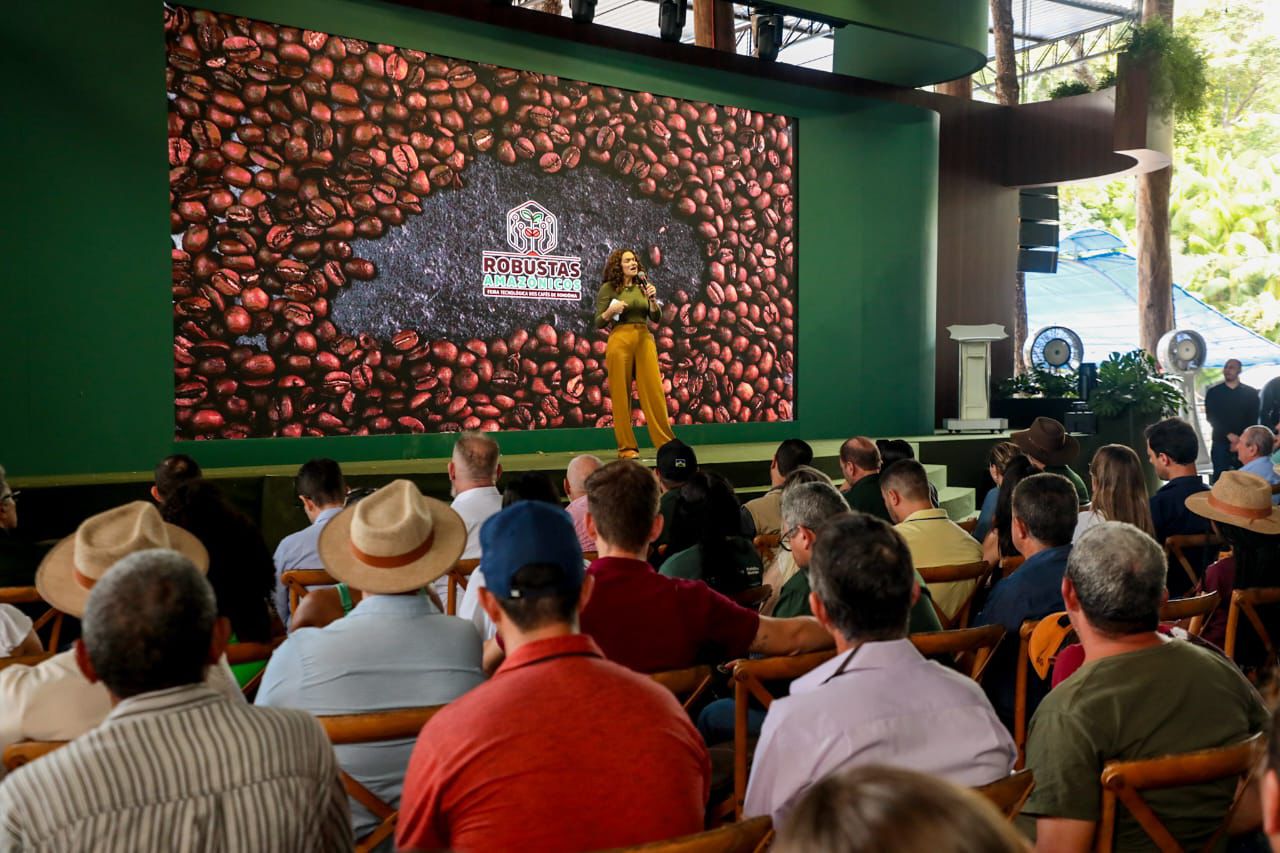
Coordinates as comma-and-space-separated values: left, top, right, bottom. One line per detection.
1204, 358, 1259, 483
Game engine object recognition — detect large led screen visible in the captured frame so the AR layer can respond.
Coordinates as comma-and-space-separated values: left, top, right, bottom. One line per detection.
167, 5, 797, 439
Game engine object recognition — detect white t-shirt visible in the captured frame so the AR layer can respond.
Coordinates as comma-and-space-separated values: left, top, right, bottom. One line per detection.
1073, 509, 1105, 543
0, 605, 33, 657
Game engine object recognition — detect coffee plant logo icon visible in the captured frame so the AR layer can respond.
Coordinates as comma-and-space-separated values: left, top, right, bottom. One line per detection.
507, 201, 558, 255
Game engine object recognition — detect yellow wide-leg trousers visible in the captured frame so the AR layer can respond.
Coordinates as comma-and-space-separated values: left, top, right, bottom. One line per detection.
605, 323, 676, 452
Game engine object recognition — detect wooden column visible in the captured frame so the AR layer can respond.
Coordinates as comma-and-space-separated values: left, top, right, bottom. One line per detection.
936, 77, 973, 99
693, 0, 735, 51
1136, 0, 1175, 354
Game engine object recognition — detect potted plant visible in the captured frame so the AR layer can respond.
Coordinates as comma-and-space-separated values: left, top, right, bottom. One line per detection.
1087, 350, 1185, 490
991, 369, 1079, 428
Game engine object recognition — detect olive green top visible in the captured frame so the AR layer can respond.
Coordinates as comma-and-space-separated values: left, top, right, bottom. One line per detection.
595, 281, 660, 328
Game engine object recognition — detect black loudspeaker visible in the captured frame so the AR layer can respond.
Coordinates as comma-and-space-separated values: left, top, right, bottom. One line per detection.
753, 12, 784, 61
570, 0, 596, 23
658, 0, 687, 41
1017, 187, 1059, 274
1077, 362, 1098, 401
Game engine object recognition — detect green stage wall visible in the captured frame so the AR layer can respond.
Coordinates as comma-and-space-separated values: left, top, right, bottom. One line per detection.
0, 0, 938, 481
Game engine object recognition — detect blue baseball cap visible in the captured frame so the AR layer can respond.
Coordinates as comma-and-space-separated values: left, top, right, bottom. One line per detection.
479, 502, 584, 599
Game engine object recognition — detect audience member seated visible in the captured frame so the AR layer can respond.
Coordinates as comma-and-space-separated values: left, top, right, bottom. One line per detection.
975, 473, 1078, 729
838, 436, 889, 520
653, 439, 698, 555
974, 442, 1022, 543
449, 430, 504, 565
660, 471, 763, 595
0, 502, 240, 752
150, 453, 202, 504
563, 453, 603, 552
745, 513, 1014, 823
0, 550, 352, 850
272, 458, 347, 625
1146, 417, 1213, 596
982, 455, 1037, 565
396, 502, 709, 852
161, 480, 275, 646
580, 461, 832, 673
883, 459, 983, 621
774, 765, 1026, 853
500, 471, 561, 507
761, 465, 835, 615
1012, 417, 1090, 506
742, 439, 814, 538
1023, 521, 1267, 852
256, 480, 484, 843
0, 466, 45, 589
1237, 425, 1280, 501
1073, 444, 1155, 543
772, 482, 850, 619
0, 605, 39, 658
1188, 471, 1280, 657
877, 439, 940, 506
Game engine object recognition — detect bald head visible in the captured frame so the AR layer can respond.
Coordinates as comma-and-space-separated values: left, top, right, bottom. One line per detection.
839, 436, 880, 485
451, 432, 501, 489
565, 454, 603, 500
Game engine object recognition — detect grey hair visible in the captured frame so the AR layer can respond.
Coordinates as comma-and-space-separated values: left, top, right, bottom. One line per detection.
782, 481, 849, 530
1066, 521, 1166, 635
83, 548, 218, 699
1243, 425, 1275, 457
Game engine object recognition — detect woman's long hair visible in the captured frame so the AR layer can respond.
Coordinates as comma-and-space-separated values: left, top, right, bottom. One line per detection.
601, 247, 645, 291
1089, 444, 1155, 537
667, 471, 755, 594
994, 456, 1037, 558
161, 479, 275, 642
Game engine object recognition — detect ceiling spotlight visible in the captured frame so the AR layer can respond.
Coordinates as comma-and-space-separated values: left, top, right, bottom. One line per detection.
570, 0, 597, 24
753, 12, 783, 62
658, 0, 687, 42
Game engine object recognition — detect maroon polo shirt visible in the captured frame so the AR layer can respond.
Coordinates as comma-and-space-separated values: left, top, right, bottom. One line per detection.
580, 556, 761, 672
397, 634, 709, 853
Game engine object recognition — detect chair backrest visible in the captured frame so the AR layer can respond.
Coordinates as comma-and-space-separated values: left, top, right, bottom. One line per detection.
2, 740, 67, 772
280, 569, 336, 616
0, 652, 55, 673
602, 815, 773, 852
959, 516, 980, 534
1159, 591, 1220, 637
1224, 587, 1280, 670
1097, 732, 1264, 853
582, 550, 599, 563
1163, 533, 1222, 590
445, 558, 481, 616
225, 639, 282, 701
974, 769, 1036, 820
650, 665, 714, 711
752, 534, 781, 566
999, 555, 1024, 578
730, 584, 773, 613
916, 561, 992, 629
0, 586, 64, 651
1012, 618, 1040, 770
315, 706, 446, 853
909, 625, 1006, 683
722, 650, 837, 819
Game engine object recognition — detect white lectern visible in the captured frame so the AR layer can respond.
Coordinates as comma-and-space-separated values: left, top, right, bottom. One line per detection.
943, 324, 1009, 433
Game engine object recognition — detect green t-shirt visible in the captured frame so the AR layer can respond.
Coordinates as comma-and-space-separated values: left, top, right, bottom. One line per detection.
842, 474, 891, 522
1023, 639, 1267, 851
659, 537, 763, 595
910, 572, 943, 633
1045, 463, 1091, 506
773, 569, 812, 618
595, 281, 660, 327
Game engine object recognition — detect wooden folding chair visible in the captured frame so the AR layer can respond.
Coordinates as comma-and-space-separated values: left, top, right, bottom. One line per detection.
916, 561, 991, 629
975, 768, 1036, 820
650, 665, 715, 712
724, 650, 837, 819
909, 625, 1005, 684
1096, 732, 1264, 853
0, 586, 63, 651
446, 558, 480, 616
752, 534, 781, 567
600, 814, 773, 852
281, 569, 336, 616
2, 740, 67, 772
959, 516, 980, 534
999, 555, 1024, 578
1224, 587, 1280, 670
225, 639, 282, 701
315, 706, 445, 853
0, 652, 55, 672
730, 585, 773, 613
1159, 591, 1220, 637
1012, 618, 1041, 770
583, 550, 599, 563
1164, 533, 1223, 592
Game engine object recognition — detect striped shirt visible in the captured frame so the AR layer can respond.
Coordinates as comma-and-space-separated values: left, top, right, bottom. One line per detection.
0, 684, 352, 852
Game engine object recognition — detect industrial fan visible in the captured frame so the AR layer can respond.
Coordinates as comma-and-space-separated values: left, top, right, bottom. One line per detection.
1156, 329, 1210, 466
1024, 326, 1085, 374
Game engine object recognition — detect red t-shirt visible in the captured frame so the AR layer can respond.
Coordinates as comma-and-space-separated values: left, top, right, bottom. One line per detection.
580, 557, 761, 672
396, 634, 710, 853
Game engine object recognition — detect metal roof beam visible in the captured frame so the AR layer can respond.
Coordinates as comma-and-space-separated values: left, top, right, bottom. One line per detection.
1043, 0, 1135, 16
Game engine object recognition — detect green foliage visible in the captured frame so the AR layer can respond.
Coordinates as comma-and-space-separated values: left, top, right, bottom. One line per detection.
1096, 69, 1118, 89
997, 368, 1079, 399
1121, 20, 1210, 123
1089, 351, 1185, 420
1049, 80, 1093, 100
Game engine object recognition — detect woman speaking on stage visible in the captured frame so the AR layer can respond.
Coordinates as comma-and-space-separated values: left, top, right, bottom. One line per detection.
595, 248, 676, 459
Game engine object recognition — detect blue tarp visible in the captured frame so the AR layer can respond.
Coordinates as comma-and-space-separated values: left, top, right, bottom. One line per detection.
1025, 229, 1280, 368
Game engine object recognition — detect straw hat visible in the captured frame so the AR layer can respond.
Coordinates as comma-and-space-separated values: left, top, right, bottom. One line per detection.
36, 501, 209, 617
317, 480, 466, 594
1011, 417, 1080, 467
1185, 471, 1280, 535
